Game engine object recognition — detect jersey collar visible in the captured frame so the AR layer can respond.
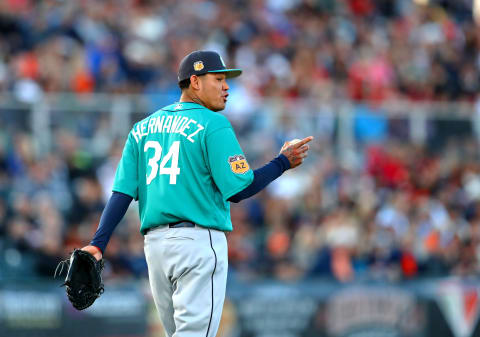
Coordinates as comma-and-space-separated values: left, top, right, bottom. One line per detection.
177, 101, 203, 106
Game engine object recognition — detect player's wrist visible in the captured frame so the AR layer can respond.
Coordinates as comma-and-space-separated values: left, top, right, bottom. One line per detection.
276, 154, 291, 171
90, 245, 103, 255
82, 245, 103, 260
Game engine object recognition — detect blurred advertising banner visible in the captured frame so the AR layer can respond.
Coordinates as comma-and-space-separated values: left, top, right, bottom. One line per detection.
436, 279, 480, 337
0, 281, 149, 337
223, 278, 480, 337
324, 287, 423, 337
1, 278, 480, 337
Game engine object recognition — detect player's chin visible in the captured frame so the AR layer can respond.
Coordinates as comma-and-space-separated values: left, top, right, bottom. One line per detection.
212, 101, 226, 112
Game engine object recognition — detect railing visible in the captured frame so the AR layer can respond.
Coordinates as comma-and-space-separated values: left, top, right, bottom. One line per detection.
2, 93, 478, 164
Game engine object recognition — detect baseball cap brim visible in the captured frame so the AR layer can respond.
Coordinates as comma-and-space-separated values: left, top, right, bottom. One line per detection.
208, 69, 242, 78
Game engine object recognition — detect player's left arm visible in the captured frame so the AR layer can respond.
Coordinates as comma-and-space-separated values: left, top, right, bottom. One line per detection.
82, 191, 133, 260
82, 130, 139, 260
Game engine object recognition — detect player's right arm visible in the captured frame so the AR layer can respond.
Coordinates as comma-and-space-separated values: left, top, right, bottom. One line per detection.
227, 136, 313, 203
279, 136, 313, 168
205, 114, 313, 202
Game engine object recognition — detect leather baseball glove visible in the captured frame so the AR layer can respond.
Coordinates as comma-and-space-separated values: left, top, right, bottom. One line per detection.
55, 249, 105, 310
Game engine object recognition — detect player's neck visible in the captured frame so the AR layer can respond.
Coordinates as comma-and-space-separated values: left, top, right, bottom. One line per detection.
179, 92, 205, 108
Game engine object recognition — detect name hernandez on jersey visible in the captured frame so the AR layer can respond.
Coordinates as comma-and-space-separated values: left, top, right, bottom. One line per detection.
131, 115, 205, 144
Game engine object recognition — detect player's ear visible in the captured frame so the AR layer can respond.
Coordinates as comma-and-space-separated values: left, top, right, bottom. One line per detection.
190, 75, 201, 91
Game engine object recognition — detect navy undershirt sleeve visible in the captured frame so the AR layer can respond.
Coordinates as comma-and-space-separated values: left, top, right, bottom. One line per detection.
90, 191, 133, 253
228, 154, 290, 203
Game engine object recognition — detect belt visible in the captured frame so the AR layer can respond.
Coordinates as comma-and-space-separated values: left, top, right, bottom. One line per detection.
168, 221, 195, 228
144, 221, 195, 235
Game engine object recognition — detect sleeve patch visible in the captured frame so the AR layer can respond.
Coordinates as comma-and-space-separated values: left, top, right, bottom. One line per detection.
229, 155, 250, 174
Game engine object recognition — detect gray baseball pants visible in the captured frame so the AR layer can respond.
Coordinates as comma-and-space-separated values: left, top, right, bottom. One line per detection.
144, 225, 228, 337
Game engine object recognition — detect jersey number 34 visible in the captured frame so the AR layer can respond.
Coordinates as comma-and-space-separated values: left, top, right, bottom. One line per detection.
144, 140, 180, 185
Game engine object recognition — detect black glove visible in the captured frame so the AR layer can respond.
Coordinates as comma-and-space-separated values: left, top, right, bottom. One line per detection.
55, 249, 105, 310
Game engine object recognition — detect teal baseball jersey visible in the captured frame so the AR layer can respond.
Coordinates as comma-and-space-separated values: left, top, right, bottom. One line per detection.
112, 102, 254, 234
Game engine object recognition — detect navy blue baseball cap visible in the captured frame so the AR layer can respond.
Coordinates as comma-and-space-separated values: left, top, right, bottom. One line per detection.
177, 50, 242, 83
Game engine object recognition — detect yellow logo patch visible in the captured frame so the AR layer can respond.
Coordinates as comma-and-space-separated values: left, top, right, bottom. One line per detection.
228, 155, 250, 174
193, 61, 204, 71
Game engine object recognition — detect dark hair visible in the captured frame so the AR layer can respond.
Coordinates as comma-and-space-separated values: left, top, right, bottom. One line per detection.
178, 74, 206, 91
178, 79, 190, 90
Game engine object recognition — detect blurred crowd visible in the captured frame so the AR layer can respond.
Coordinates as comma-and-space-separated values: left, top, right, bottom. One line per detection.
1, 0, 480, 283
2, 104, 480, 283
1, 0, 480, 103
231, 136, 480, 282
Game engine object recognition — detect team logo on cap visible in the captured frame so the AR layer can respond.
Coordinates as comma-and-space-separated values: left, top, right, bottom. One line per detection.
193, 61, 204, 71
228, 154, 250, 174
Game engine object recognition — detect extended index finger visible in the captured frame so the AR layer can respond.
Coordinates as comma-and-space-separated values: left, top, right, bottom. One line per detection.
293, 136, 314, 148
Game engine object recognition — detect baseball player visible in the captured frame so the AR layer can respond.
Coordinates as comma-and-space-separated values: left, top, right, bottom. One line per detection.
81, 50, 313, 337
